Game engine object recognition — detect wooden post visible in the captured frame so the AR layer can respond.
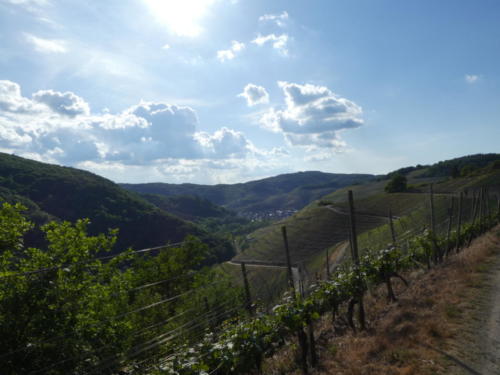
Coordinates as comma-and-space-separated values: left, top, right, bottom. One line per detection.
348, 191, 360, 263
429, 184, 436, 234
445, 197, 454, 256
467, 190, 481, 247
389, 208, 396, 244
455, 192, 463, 253
281, 226, 296, 294
429, 184, 440, 263
325, 248, 330, 279
282, 226, 308, 373
240, 262, 253, 315
296, 266, 317, 369
307, 321, 318, 368
470, 190, 478, 222
347, 190, 366, 331
485, 188, 491, 226
478, 188, 484, 232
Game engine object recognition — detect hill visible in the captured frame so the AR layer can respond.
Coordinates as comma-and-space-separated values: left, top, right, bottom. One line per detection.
120, 171, 375, 217
0, 153, 233, 260
227, 154, 500, 301
140, 193, 232, 222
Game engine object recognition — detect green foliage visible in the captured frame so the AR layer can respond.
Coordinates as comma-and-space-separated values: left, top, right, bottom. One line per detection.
0, 202, 33, 252
141, 193, 231, 221
0, 203, 243, 374
460, 164, 477, 177
385, 173, 407, 193
154, 204, 500, 374
420, 153, 500, 178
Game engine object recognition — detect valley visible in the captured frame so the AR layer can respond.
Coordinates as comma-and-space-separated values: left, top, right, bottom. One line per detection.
1, 152, 499, 374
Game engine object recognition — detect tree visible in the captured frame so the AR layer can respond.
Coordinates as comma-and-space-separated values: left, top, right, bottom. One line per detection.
0, 202, 244, 374
385, 173, 407, 193
460, 164, 476, 177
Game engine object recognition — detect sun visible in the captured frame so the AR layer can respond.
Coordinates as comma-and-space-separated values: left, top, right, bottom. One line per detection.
144, 0, 215, 37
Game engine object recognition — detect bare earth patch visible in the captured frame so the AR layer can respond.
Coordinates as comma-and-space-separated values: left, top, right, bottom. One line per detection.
262, 225, 500, 375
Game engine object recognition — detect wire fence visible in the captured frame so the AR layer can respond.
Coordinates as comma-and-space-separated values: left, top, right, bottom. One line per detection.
1, 184, 499, 374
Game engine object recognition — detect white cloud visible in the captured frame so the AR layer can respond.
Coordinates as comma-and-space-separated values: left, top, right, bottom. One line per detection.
465, 74, 479, 84
0, 80, 263, 168
33, 90, 90, 117
194, 127, 253, 158
25, 33, 67, 53
0, 80, 43, 114
259, 11, 289, 27
260, 81, 363, 150
162, 44, 171, 50
252, 33, 289, 55
216, 40, 245, 62
238, 84, 269, 106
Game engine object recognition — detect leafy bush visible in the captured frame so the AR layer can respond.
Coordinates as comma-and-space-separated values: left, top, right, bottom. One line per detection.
385, 173, 407, 193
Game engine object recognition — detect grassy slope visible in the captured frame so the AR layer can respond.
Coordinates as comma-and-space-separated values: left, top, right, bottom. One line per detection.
232, 168, 500, 302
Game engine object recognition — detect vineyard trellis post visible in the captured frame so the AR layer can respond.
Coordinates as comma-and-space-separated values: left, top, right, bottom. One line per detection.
297, 265, 318, 368
325, 248, 330, 279
467, 190, 481, 246
485, 188, 491, 226
281, 226, 296, 294
470, 190, 478, 222
389, 208, 396, 244
281, 225, 308, 374
428, 184, 440, 263
347, 190, 366, 331
455, 192, 463, 253
240, 262, 253, 316
479, 188, 484, 232
496, 194, 500, 218
445, 196, 454, 256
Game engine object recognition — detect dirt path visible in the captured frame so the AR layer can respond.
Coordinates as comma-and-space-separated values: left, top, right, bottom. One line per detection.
445, 230, 500, 375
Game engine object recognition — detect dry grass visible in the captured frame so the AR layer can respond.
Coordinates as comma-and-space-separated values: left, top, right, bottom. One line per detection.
262, 225, 500, 375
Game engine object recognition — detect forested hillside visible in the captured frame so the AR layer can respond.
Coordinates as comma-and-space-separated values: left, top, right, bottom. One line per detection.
0, 153, 233, 260
121, 171, 375, 215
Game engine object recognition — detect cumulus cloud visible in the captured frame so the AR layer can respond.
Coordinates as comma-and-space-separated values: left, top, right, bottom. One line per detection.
465, 74, 479, 84
0, 80, 43, 114
216, 40, 245, 62
33, 90, 90, 117
0, 80, 262, 168
252, 33, 289, 55
25, 33, 67, 53
260, 81, 363, 150
238, 84, 269, 106
195, 127, 253, 158
259, 11, 289, 27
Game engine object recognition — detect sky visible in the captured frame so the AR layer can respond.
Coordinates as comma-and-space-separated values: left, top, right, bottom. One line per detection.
0, 0, 499, 184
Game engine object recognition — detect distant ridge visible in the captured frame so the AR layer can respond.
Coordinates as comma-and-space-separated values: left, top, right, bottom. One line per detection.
120, 171, 375, 215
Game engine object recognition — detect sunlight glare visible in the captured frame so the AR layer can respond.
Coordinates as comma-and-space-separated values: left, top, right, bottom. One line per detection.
144, 0, 215, 37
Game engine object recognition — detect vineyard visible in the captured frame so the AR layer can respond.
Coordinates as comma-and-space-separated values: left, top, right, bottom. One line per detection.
1, 182, 499, 374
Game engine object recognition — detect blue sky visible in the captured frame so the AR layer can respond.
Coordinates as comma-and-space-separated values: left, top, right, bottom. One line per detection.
0, 0, 499, 184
